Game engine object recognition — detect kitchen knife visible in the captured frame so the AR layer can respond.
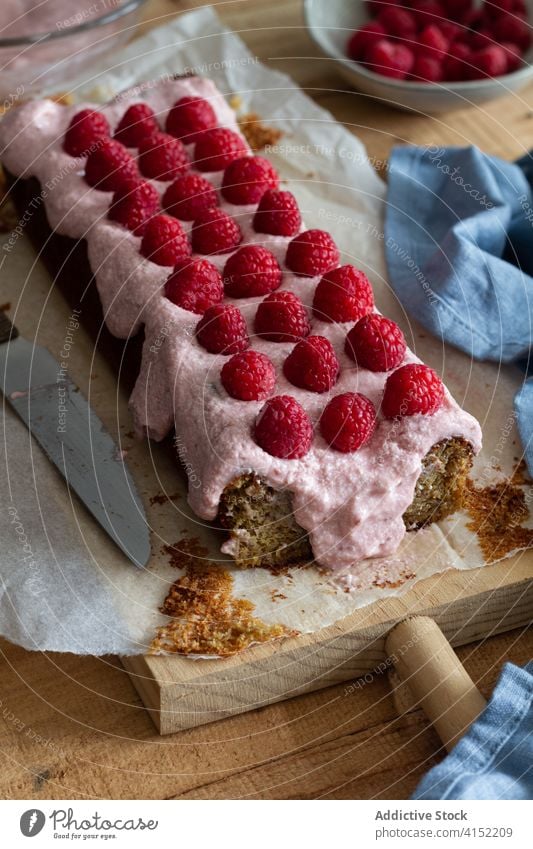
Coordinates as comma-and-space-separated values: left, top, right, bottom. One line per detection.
0, 311, 151, 568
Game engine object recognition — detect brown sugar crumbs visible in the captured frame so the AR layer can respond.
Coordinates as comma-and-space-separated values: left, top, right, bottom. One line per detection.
150, 538, 297, 657
373, 570, 416, 590
270, 589, 287, 602
237, 112, 283, 151
510, 459, 532, 487
464, 476, 533, 563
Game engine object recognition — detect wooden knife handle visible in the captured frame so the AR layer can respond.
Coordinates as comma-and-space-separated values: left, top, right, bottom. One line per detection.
386, 616, 487, 751
0, 310, 19, 344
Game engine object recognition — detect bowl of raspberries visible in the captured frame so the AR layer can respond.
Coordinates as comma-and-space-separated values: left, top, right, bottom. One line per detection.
305, 0, 533, 112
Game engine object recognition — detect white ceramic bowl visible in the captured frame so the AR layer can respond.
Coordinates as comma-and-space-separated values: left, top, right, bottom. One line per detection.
304, 0, 533, 112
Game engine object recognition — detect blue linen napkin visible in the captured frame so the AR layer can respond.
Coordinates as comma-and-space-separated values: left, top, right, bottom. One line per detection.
385, 144, 533, 476
386, 149, 533, 799
412, 662, 533, 800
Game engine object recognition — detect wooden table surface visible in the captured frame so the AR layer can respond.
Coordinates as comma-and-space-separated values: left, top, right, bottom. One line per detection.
2, 0, 533, 800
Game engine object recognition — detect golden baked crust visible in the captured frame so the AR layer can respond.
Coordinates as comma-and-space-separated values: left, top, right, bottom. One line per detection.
403, 437, 474, 529
219, 437, 474, 569
218, 473, 313, 569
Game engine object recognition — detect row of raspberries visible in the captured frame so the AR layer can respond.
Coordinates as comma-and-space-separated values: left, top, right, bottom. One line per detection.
253, 364, 445, 459
165, 250, 375, 317
347, 0, 530, 82
62, 98, 445, 461
64, 96, 217, 156
190, 295, 444, 460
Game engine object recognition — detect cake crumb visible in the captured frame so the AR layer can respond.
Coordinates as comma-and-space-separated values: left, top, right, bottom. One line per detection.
228, 94, 243, 111
50, 92, 74, 106
149, 538, 297, 656
237, 112, 283, 151
373, 570, 416, 589
270, 589, 287, 602
465, 477, 533, 563
511, 460, 532, 487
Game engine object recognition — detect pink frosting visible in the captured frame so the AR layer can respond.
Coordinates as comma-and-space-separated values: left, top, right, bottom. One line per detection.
0, 76, 482, 571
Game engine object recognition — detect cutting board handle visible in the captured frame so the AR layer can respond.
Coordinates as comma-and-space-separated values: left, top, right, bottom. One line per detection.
386, 616, 487, 751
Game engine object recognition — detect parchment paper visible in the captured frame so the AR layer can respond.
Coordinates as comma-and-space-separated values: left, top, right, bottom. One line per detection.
1, 7, 531, 656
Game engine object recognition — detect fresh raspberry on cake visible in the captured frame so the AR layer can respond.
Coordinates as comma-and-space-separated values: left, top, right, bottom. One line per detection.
196, 303, 249, 355
165, 259, 223, 314
254, 291, 311, 342
84, 139, 138, 192
345, 314, 406, 372
223, 246, 282, 298
165, 96, 217, 144
286, 229, 339, 277
221, 156, 279, 205
313, 265, 374, 324
140, 214, 191, 267
378, 6, 417, 40
108, 179, 160, 235
221, 350, 276, 401
114, 103, 159, 147
253, 189, 302, 236
347, 22, 387, 62
191, 208, 242, 255
320, 392, 376, 453
162, 173, 218, 221
193, 128, 247, 172
382, 363, 445, 418
254, 395, 313, 459
138, 131, 189, 181
367, 39, 415, 79
63, 109, 110, 157
283, 336, 340, 394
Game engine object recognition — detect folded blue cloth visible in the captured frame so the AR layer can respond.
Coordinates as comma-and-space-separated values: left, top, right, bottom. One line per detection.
413, 662, 533, 800
385, 144, 533, 476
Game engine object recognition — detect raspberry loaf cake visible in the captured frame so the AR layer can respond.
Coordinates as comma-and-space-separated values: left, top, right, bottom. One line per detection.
0, 76, 482, 573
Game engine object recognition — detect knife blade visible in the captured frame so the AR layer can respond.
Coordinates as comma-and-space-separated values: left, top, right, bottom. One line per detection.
0, 311, 151, 568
